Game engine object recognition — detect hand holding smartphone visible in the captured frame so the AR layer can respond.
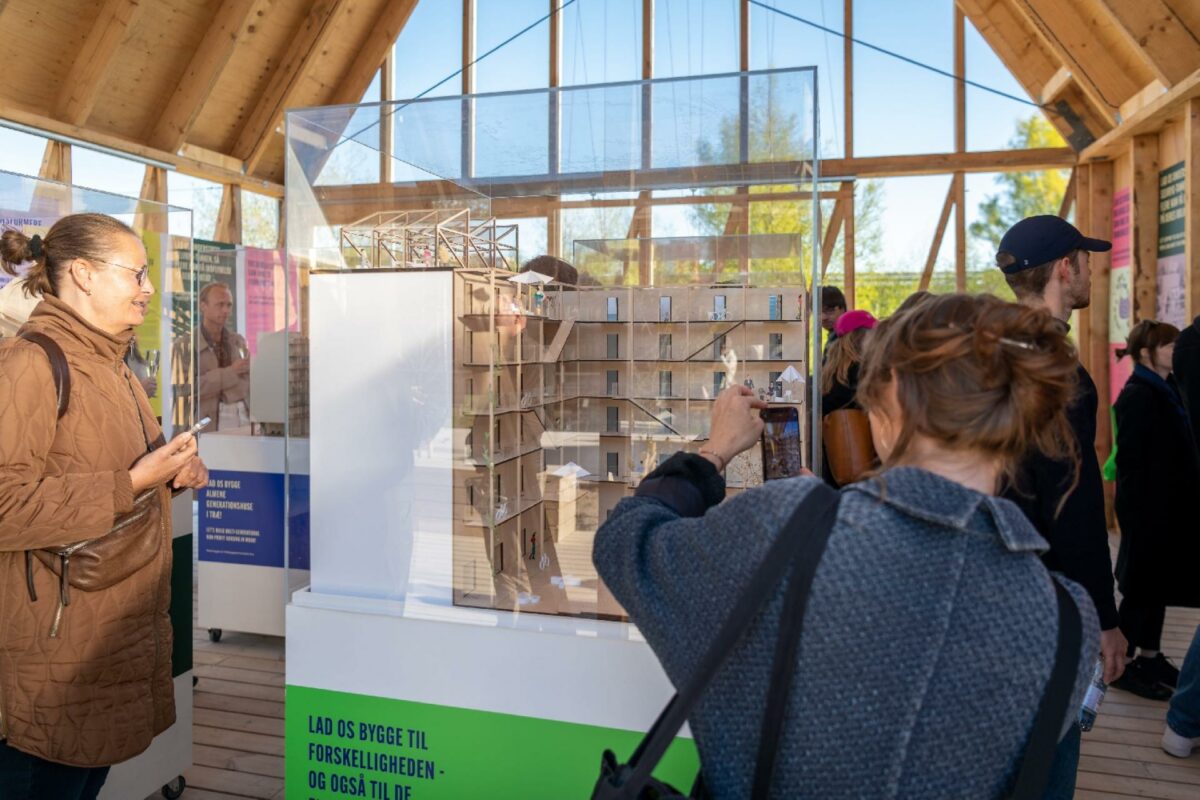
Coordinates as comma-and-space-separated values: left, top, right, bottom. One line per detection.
760, 406, 803, 481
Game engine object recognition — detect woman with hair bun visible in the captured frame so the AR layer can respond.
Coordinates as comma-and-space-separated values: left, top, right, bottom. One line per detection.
1110, 320, 1200, 700
594, 293, 1100, 798
0, 214, 209, 799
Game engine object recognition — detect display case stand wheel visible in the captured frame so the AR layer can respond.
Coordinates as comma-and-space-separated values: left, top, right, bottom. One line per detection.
161, 775, 186, 799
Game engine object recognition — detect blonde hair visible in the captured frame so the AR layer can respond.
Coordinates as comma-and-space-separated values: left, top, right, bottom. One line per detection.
1, 213, 137, 298
822, 327, 869, 396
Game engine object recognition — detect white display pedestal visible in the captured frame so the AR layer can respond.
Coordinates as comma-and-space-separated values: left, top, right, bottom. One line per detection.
198, 434, 310, 640
99, 493, 194, 800
283, 271, 696, 798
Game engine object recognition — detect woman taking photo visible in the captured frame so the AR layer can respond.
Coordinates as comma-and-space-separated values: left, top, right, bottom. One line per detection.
1112, 320, 1200, 700
594, 294, 1099, 798
0, 214, 208, 799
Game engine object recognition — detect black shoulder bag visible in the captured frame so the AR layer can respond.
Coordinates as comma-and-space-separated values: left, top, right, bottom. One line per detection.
591, 482, 1082, 800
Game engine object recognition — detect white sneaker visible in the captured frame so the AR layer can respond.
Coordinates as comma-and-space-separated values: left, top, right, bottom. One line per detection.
1162, 725, 1199, 758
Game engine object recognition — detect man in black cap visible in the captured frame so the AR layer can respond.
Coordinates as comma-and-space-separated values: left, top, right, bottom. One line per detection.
1172, 316, 1200, 459
997, 215, 1126, 799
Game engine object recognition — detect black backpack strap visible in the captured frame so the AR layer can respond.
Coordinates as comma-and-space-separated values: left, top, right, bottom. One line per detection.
1008, 580, 1083, 800
596, 482, 841, 799
18, 330, 70, 420
751, 484, 841, 797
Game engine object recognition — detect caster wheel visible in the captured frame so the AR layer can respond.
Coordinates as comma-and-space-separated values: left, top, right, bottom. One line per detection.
162, 775, 186, 799
208, 628, 222, 643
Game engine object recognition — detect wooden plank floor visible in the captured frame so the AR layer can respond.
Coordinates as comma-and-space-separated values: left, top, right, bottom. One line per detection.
161, 568, 1200, 799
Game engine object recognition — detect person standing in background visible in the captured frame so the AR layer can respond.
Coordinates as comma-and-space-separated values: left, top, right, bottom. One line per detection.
994, 215, 1126, 800
820, 286, 847, 359
1171, 315, 1200, 459
187, 281, 250, 432
1111, 321, 1200, 699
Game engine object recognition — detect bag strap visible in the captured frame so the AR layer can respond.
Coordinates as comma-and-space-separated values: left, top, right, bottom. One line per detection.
609, 482, 841, 798
1007, 580, 1083, 800
18, 330, 70, 419
750, 484, 841, 797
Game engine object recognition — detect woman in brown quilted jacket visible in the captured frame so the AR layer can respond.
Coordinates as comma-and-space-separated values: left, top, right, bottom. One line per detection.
0, 214, 209, 799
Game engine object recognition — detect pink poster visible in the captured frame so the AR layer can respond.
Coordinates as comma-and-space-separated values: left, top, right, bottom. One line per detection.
1109, 188, 1133, 403
243, 248, 298, 356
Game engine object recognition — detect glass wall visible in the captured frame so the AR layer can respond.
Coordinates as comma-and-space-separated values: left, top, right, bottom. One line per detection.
285, 68, 818, 623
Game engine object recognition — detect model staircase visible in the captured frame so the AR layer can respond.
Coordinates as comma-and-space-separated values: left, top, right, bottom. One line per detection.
541, 315, 576, 363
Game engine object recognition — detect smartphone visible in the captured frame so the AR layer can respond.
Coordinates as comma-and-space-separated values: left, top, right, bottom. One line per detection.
760, 407, 803, 481
186, 417, 212, 437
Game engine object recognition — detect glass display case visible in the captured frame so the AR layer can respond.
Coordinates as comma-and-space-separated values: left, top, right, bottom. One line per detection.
0, 168, 195, 432
285, 67, 821, 622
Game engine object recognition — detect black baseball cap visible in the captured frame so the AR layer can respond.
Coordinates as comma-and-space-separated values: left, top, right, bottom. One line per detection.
996, 215, 1111, 274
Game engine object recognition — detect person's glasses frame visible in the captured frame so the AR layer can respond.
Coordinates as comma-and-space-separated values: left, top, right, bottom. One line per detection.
90, 257, 150, 287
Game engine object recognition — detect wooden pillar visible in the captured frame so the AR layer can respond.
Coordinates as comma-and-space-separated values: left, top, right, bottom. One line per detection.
133, 165, 168, 234
214, 183, 243, 244
461, 0, 476, 179
1076, 164, 1093, 373
1131, 135, 1160, 322
380, 53, 394, 185
953, 6, 966, 292
1087, 161, 1115, 467
37, 140, 72, 183
635, 0, 654, 285
1186, 97, 1200, 319
843, 0, 855, 304
920, 178, 956, 291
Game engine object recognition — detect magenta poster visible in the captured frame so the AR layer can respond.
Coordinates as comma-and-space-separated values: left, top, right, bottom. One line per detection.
1109, 188, 1133, 402
243, 248, 298, 355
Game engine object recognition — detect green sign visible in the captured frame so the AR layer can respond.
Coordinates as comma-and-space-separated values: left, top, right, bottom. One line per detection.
286, 685, 699, 799
1158, 162, 1186, 257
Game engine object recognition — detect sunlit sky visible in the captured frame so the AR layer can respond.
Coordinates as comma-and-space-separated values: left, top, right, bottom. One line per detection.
0, 0, 1047, 270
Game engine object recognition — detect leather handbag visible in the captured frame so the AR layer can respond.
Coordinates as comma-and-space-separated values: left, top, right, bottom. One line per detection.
822, 408, 878, 485
18, 331, 167, 636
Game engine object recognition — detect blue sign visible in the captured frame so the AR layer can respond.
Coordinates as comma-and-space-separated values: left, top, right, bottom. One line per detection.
288, 474, 311, 571
199, 469, 312, 569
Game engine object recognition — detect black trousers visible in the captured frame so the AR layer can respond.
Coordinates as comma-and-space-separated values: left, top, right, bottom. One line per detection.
0, 740, 109, 800
1119, 595, 1166, 654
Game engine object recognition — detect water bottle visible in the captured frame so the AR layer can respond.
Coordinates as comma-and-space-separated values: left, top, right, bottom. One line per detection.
1078, 659, 1107, 732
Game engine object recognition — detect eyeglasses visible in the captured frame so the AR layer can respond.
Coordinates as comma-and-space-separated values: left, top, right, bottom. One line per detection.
91, 257, 150, 287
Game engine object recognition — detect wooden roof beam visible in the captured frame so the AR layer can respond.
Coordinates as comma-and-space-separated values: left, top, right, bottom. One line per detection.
326, 0, 418, 106
233, 0, 346, 178
1082, 67, 1200, 161
53, 0, 144, 126
0, 103, 283, 197
1009, 0, 1144, 122
954, 0, 1077, 144
146, 0, 260, 153
1096, 0, 1200, 88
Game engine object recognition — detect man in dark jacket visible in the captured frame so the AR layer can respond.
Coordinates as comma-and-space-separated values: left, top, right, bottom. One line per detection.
996, 215, 1126, 800
1172, 316, 1200, 459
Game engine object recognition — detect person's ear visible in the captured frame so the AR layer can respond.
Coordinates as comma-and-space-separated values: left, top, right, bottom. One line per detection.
67, 258, 93, 296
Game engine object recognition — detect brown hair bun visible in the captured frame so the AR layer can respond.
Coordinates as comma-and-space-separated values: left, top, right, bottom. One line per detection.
858, 293, 1079, 490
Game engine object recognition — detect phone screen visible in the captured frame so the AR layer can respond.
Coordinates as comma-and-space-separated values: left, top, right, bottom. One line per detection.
761, 407, 802, 481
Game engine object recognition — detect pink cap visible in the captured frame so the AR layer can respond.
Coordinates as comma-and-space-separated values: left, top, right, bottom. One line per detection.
834, 309, 878, 337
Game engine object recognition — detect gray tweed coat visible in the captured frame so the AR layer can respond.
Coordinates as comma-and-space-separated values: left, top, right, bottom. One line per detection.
594, 462, 1100, 799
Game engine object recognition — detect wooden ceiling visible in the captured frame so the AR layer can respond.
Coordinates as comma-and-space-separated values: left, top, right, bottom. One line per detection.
0, 0, 418, 196
957, 0, 1200, 154
0, 0, 1196, 197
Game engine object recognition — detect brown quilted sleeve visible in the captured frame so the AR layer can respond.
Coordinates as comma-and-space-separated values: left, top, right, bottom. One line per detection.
0, 342, 129, 550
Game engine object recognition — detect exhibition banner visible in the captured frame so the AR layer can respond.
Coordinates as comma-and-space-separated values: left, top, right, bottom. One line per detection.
244, 247, 295, 356
1109, 188, 1133, 400
285, 685, 698, 800
200, 469, 310, 569
1157, 162, 1187, 328
0, 211, 54, 290
134, 230, 165, 416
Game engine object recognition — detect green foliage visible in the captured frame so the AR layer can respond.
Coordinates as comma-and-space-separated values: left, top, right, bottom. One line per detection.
970, 114, 1070, 251
690, 82, 884, 287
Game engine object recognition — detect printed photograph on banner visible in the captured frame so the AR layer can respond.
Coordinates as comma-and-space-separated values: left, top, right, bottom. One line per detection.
1157, 162, 1188, 328
1108, 188, 1133, 401
131, 230, 165, 416
0, 212, 56, 337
